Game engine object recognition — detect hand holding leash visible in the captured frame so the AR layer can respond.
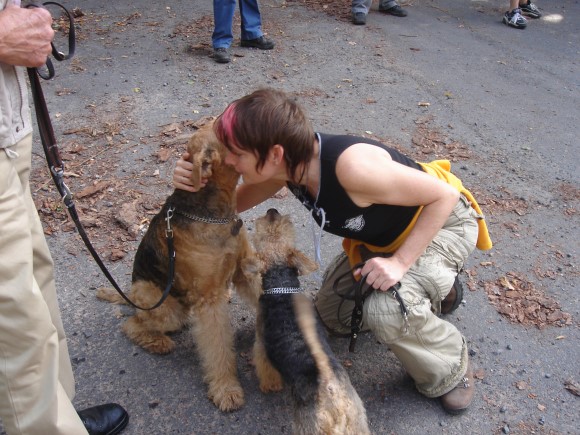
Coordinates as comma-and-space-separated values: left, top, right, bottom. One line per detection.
25, 0, 76, 79
0, 1, 53, 67
354, 254, 407, 292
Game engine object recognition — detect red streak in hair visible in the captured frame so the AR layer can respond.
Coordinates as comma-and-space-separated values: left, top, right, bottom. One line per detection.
219, 103, 237, 147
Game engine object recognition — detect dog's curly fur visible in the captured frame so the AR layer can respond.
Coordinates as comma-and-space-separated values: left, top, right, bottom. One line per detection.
97, 121, 262, 412
252, 209, 370, 434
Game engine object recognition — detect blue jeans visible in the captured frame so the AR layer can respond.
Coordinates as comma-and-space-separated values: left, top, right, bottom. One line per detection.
352, 0, 397, 14
212, 0, 264, 49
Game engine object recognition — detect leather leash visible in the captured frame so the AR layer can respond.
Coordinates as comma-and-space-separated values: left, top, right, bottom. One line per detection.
27, 1, 174, 310
332, 261, 408, 352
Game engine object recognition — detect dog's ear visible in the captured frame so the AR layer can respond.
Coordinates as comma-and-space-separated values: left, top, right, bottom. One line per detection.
189, 146, 204, 190
188, 127, 221, 190
288, 250, 318, 276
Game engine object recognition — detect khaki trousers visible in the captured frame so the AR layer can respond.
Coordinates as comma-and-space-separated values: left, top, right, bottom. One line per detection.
315, 195, 480, 398
0, 135, 88, 434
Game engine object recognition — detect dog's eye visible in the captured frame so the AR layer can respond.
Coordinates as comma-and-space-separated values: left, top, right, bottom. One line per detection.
201, 161, 211, 170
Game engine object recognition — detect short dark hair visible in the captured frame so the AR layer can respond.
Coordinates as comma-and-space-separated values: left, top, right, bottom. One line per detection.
214, 88, 314, 182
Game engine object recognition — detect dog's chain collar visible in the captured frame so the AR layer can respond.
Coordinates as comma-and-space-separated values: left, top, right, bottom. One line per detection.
174, 209, 237, 225
171, 207, 243, 236
263, 287, 303, 295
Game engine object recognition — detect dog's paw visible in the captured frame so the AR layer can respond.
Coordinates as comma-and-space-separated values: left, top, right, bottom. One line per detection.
122, 323, 175, 354
96, 287, 125, 304
142, 338, 175, 355
259, 373, 284, 393
208, 384, 245, 412
255, 360, 284, 393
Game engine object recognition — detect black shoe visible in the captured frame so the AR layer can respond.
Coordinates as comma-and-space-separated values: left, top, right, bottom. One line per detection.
213, 47, 231, 63
441, 275, 464, 315
379, 4, 408, 17
240, 36, 275, 50
78, 403, 129, 435
352, 12, 367, 25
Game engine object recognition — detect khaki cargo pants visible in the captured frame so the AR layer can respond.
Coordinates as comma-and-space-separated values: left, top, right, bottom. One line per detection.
0, 135, 88, 434
314, 195, 480, 398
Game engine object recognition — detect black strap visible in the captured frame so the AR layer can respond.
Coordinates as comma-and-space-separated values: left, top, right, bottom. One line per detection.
330, 259, 407, 352
349, 273, 373, 352
25, 2, 172, 311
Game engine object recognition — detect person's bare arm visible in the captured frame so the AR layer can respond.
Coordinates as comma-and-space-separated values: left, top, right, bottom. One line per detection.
0, 3, 54, 67
337, 144, 459, 291
172, 152, 284, 213
235, 181, 286, 213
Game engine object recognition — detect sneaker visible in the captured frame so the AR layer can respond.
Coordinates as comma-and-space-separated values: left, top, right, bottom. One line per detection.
378, 4, 408, 17
352, 12, 367, 25
503, 8, 527, 29
213, 47, 231, 63
240, 36, 275, 50
519, 1, 542, 18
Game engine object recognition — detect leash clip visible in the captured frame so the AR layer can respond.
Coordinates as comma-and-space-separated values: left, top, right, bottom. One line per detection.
165, 207, 174, 239
389, 282, 410, 334
51, 165, 73, 207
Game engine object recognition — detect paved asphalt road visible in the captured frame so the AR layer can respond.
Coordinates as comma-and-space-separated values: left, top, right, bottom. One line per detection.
3, 0, 578, 434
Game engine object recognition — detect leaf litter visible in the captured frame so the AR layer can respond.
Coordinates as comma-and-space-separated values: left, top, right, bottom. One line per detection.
484, 272, 573, 329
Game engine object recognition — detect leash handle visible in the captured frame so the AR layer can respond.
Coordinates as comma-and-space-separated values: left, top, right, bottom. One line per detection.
25, 1, 76, 79
25, 2, 173, 311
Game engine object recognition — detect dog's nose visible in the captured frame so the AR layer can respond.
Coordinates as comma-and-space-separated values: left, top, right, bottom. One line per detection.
266, 208, 280, 221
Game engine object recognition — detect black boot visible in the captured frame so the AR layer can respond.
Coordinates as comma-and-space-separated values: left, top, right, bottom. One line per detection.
78, 403, 129, 435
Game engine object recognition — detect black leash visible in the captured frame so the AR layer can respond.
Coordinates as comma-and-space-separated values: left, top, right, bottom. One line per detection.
332, 260, 409, 352
27, 1, 173, 310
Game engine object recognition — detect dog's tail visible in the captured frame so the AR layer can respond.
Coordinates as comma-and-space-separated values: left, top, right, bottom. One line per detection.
292, 293, 334, 384
293, 293, 370, 435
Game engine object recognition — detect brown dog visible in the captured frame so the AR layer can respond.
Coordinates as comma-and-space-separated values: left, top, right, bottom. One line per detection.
251, 209, 370, 434
97, 121, 261, 412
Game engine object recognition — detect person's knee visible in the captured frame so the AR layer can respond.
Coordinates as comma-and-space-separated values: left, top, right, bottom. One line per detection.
364, 291, 432, 342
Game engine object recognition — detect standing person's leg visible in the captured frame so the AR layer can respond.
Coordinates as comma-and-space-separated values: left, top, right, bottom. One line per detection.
0, 135, 88, 435
212, 0, 236, 49
238, 0, 262, 41
351, 0, 372, 24
15, 134, 76, 399
239, 0, 274, 49
351, 0, 372, 15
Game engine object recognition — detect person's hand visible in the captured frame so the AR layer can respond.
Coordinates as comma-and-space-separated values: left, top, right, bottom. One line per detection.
354, 256, 407, 292
0, 3, 55, 68
173, 152, 205, 192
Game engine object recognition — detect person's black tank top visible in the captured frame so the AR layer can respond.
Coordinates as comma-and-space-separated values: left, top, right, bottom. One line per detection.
287, 133, 423, 247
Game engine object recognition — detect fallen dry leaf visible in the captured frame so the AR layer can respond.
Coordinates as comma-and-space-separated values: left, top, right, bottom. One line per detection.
564, 379, 580, 396
109, 249, 126, 261
76, 181, 110, 199
499, 276, 515, 290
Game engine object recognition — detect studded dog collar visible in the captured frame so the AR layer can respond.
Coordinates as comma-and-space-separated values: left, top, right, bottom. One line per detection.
262, 287, 303, 295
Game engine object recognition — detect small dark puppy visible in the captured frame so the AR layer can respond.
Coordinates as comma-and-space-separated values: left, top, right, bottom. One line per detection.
97, 121, 261, 412
252, 209, 370, 435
